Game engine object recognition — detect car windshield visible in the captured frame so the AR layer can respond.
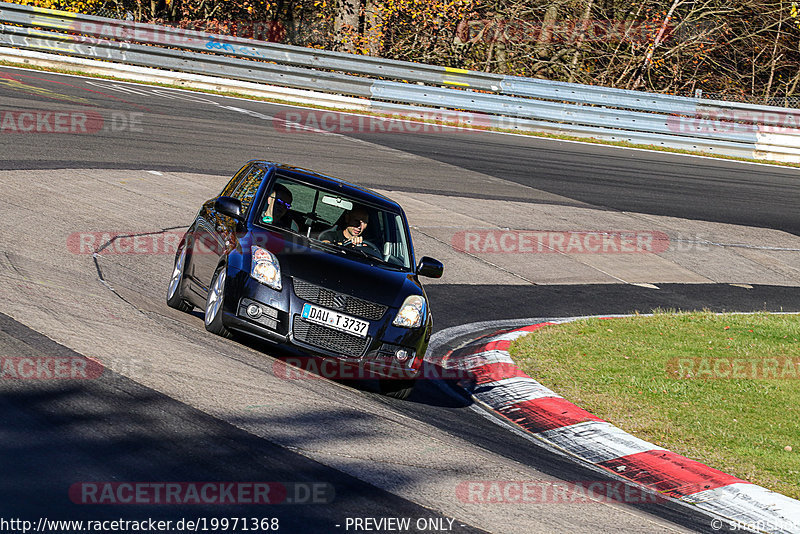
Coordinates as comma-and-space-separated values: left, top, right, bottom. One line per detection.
254, 174, 413, 270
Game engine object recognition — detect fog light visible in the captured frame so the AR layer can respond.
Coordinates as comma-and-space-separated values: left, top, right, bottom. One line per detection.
246, 303, 263, 318
395, 349, 410, 363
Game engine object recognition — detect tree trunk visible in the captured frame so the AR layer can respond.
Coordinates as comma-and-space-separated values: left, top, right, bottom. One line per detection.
535, 3, 559, 59
764, 3, 784, 100
631, 0, 682, 90
493, 13, 507, 73
334, 0, 360, 53
568, 0, 595, 83
364, 0, 382, 56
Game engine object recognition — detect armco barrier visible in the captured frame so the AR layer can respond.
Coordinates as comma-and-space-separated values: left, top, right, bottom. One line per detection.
0, 24, 375, 98
366, 100, 761, 158
2, 1, 800, 162
369, 81, 760, 143
0, 1, 494, 89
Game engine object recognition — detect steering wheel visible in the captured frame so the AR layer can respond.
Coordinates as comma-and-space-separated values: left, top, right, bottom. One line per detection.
342, 238, 383, 258
360, 240, 383, 258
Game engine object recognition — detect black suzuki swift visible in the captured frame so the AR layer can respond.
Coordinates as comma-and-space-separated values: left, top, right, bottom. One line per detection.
167, 161, 443, 399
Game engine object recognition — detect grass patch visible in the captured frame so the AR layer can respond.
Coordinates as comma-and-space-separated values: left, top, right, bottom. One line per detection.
2, 58, 800, 169
509, 311, 800, 499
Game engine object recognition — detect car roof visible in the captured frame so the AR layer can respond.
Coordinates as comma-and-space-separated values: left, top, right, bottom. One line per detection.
251, 161, 403, 212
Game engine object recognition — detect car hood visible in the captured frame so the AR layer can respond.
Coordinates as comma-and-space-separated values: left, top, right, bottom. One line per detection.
248, 230, 422, 308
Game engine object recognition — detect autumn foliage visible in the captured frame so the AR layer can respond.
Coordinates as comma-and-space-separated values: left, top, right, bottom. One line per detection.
12, 0, 800, 103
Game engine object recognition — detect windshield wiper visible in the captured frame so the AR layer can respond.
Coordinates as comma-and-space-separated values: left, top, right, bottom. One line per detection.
342, 246, 374, 260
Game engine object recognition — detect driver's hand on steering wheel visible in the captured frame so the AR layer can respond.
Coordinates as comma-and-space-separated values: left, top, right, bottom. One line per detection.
342, 235, 363, 246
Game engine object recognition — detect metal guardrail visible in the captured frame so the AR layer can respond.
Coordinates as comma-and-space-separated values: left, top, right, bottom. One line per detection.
701, 92, 800, 109
0, 1, 494, 89
1, 1, 799, 163
370, 81, 760, 143
0, 23, 376, 97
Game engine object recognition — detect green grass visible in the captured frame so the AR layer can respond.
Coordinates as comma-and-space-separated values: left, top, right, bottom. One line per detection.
3, 58, 800, 169
509, 311, 800, 499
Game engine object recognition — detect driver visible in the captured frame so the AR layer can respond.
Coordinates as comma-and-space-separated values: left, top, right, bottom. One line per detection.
319, 205, 369, 246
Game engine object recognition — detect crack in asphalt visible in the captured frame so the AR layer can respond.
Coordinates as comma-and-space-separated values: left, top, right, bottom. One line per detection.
91, 226, 189, 311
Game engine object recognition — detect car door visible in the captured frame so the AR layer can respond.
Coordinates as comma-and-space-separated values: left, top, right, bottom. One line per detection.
197, 166, 269, 290
188, 164, 251, 289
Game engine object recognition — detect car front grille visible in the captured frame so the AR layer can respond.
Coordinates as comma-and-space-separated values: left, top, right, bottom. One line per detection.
292, 278, 387, 321
292, 317, 371, 359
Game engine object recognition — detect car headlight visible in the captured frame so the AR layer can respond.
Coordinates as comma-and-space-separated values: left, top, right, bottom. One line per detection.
393, 295, 426, 328
250, 246, 281, 290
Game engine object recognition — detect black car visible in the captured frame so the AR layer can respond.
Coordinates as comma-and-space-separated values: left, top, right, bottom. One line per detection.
167, 161, 443, 399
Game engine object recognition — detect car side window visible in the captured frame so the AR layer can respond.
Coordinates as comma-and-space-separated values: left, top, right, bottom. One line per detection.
220, 164, 251, 197
232, 167, 266, 214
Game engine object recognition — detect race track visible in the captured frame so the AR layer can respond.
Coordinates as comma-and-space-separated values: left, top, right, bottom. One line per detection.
1, 66, 799, 533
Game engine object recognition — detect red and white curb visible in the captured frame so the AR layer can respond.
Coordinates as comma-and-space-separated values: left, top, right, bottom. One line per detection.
440, 321, 800, 533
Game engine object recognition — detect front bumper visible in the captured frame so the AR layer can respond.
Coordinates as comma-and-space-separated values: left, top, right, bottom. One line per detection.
221, 267, 429, 379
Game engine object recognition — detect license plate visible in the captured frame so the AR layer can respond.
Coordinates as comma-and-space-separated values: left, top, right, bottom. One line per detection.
301, 303, 369, 338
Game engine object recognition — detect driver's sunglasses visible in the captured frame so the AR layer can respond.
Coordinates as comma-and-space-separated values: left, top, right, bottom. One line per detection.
274, 198, 292, 209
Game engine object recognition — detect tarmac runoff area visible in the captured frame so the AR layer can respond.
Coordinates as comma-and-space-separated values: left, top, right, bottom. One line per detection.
1, 167, 798, 533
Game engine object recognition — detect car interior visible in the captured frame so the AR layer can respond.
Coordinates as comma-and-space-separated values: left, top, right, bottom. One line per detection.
259, 179, 409, 267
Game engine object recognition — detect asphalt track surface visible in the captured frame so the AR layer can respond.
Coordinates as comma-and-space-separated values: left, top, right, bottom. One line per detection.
0, 312, 478, 531
3, 69, 799, 235
1, 66, 799, 533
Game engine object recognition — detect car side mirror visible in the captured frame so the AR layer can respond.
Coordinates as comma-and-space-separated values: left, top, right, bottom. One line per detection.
417, 256, 443, 278
215, 196, 245, 223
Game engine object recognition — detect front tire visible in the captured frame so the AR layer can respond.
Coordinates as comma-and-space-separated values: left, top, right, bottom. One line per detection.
167, 243, 193, 312
204, 265, 231, 338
